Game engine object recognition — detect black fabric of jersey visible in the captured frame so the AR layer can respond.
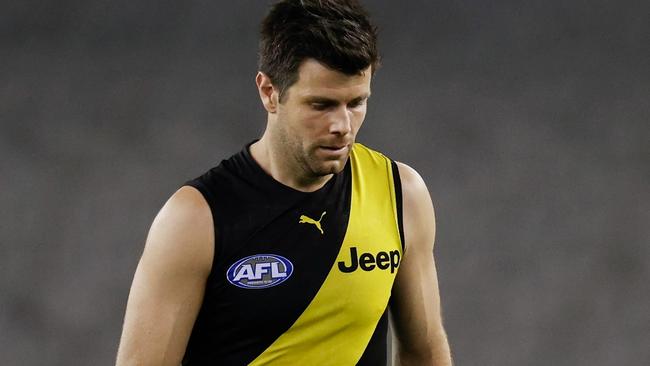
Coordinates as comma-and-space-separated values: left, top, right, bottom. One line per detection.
182, 143, 356, 365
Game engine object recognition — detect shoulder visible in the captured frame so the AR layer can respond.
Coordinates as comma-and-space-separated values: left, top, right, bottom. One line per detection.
395, 162, 436, 252
396, 162, 434, 214
154, 186, 213, 235
145, 186, 214, 275
395, 162, 429, 196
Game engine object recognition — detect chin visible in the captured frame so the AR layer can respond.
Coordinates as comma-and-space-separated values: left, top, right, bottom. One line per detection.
315, 158, 347, 176
305, 148, 350, 176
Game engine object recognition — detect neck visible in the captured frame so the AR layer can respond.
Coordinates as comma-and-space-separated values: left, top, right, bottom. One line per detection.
249, 134, 332, 193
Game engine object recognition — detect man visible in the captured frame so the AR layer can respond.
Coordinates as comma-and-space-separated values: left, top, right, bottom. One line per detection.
116, 0, 451, 365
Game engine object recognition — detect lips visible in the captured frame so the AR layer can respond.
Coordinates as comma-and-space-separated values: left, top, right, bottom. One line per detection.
317, 144, 349, 157
319, 142, 350, 150
320, 145, 347, 150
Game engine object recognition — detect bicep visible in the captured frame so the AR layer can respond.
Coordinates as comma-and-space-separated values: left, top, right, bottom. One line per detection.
116, 186, 214, 366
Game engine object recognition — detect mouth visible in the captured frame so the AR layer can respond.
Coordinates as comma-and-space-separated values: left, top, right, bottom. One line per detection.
318, 144, 349, 154
318, 144, 350, 154
316, 143, 351, 160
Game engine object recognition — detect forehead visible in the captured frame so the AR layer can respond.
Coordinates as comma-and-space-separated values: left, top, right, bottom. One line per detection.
289, 59, 372, 100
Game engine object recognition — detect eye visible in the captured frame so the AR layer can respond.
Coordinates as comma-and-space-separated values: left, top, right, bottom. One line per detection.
348, 98, 367, 109
311, 102, 335, 111
311, 103, 328, 111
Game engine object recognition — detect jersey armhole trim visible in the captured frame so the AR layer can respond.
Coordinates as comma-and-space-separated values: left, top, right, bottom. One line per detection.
390, 161, 405, 253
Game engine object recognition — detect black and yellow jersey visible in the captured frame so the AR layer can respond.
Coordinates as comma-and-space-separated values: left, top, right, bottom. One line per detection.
183, 142, 405, 365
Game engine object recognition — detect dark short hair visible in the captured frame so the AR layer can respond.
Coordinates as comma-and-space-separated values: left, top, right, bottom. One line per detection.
259, 0, 380, 101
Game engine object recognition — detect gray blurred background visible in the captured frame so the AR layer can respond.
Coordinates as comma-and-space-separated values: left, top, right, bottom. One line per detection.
1, 0, 648, 365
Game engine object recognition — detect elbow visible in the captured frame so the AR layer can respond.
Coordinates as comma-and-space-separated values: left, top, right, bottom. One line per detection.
396, 350, 443, 366
397, 350, 453, 366
395, 333, 453, 366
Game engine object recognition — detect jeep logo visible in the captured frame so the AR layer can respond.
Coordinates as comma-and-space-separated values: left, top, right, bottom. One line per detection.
338, 247, 400, 274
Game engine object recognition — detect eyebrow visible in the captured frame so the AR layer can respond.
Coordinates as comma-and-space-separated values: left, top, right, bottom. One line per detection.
304, 93, 371, 104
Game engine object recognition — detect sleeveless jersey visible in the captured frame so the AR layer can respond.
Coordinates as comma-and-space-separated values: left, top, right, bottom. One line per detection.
182, 142, 405, 365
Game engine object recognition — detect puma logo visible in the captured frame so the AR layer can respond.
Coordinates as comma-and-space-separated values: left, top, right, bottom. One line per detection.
299, 211, 326, 235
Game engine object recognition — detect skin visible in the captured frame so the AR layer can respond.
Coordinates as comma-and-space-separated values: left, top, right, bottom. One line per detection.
115, 186, 213, 366
251, 59, 371, 192
391, 163, 453, 365
116, 58, 451, 365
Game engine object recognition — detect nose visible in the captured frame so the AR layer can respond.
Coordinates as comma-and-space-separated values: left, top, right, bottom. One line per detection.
328, 106, 352, 136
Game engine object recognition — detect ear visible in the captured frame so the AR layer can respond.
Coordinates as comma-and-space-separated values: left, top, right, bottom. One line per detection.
256, 72, 279, 113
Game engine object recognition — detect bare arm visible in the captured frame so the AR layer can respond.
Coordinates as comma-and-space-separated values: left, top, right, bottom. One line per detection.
390, 163, 452, 366
116, 186, 214, 366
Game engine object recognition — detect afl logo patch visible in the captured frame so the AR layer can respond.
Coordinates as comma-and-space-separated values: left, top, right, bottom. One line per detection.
226, 254, 294, 289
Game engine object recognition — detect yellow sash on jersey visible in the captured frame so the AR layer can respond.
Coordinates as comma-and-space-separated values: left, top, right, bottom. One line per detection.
250, 143, 403, 365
